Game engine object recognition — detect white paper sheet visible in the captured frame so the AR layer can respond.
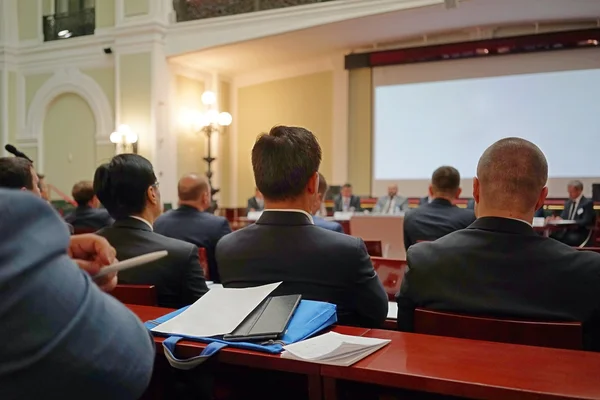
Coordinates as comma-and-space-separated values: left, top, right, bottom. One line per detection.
152, 282, 281, 337
387, 301, 397, 320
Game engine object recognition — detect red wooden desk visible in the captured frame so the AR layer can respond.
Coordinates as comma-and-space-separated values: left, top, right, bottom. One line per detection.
127, 304, 369, 400
322, 329, 600, 400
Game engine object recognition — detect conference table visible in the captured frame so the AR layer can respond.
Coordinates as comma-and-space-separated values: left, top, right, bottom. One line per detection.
129, 304, 600, 400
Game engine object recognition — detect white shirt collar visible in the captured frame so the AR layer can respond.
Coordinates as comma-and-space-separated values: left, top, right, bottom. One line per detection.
262, 209, 314, 224
129, 215, 154, 231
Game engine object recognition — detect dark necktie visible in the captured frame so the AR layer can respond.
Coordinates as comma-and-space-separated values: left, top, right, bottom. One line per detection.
569, 202, 577, 220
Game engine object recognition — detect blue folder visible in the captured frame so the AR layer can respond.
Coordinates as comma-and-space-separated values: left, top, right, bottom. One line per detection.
145, 299, 337, 369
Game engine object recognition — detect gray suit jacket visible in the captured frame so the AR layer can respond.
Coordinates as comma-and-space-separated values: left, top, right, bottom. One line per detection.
373, 195, 409, 213
0, 189, 154, 399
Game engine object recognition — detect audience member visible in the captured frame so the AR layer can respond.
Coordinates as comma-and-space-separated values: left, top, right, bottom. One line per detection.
403, 166, 475, 249
418, 195, 431, 206
0, 189, 154, 399
37, 173, 50, 201
154, 174, 232, 283
0, 156, 41, 196
65, 180, 114, 231
551, 180, 595, 246
373, 184, 409, 214
333, 183, 361, 212
396, 138, 600, 351
217, 126, 388, 327
94, 154, 208, 308
312, 172, 344, 233
247, 188, 264, 213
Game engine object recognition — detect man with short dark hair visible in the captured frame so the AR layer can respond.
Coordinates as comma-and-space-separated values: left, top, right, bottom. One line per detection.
397, 138, 600, 351
312, 172, 344, 233
65, 181, 114, 231
0, 157, 41, 196
247, 188, 264, 213
95, 154, 208, 308
154, 174, 232, 283
333, 183, 361, 212
551, 180, 595, 246
403, 166, 475, 249
217, 126, 388, 327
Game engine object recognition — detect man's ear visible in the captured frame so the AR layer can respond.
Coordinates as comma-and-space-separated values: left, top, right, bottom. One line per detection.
428, 185, 434, 197
307, 172, 318, 195
455, 187, 462, 199
535, 187, 548, 211
473, 178, 480, 203
147, 186, 158, 205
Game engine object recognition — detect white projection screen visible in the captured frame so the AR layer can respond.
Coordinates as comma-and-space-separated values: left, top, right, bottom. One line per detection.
372, 47, 600, 197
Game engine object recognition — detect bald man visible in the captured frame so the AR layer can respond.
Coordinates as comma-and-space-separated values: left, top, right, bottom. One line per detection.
397, 138, 600, 351
154, 174, 232, 283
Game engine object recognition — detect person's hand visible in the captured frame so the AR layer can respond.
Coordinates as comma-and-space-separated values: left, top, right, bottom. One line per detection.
68, 234, 118, 292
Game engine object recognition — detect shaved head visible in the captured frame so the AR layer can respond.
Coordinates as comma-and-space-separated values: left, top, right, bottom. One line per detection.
178, 174, 209, 201
476, 137, 548, 213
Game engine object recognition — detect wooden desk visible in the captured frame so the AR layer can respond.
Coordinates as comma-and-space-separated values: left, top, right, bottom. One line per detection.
127, 304, 369, 400
322, 329, 600, 400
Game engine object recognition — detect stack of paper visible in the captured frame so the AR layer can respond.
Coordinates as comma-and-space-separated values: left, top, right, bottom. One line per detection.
281, 332, 390, 366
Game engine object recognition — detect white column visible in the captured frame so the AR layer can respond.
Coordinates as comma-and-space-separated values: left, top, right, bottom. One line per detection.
331, 52, 349, 185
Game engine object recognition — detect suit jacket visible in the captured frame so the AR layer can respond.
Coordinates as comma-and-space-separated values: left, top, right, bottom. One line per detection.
216, 210, 388, 327
397, 216, 600, 351
373, 195, 409, 214
403, 198, 475, 249
97, 218, 208, 308
419, 196, 430, 206
466, 198, 475, 210
154, 205, 232, 283
65, 206, 114, 230
246, 197, 264, 213
555, 196, 596, 246
0, 189, 154, 399
333, 194, 362, 212
313, 215, 344, 233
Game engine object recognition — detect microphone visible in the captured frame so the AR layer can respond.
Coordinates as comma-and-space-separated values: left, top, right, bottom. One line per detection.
5, 144, 33, 163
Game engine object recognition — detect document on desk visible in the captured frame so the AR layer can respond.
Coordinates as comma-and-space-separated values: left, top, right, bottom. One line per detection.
547, 219, 577, 225
152, 282, 281, 337
282, 332, 390, 366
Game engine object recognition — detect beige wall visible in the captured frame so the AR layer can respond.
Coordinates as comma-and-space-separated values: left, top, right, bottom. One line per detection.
43, 93, 97, 198
124, 0, 149, 17
236, 71, 333, 206
119, 52, 152, 159
175, 75, 206, 181
97, 0, 116, 28
347, 68, 372, 196
17, 0, 39, 41
25, 74, 53, 114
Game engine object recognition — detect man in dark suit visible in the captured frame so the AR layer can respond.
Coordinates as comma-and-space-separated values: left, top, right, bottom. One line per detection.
418, 196, 431, 206
404, 166, 475, 249
312, 172, 344, 233
217, 126, 388, 327
397, 138, 600, 351
551, 180, 596, 246
246, 188, 264, 213
154, 174, 232, 283
65, 180, 114, 231
0, 189, 154, 399
94, 154, 208, 309
333, 183, 362, 212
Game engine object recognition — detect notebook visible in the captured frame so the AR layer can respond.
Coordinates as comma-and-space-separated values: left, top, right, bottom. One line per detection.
281, 332, 390, 366
223, 294, 302, 342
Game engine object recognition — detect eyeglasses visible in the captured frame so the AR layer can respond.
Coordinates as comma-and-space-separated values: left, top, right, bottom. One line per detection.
151, 181, 160, 188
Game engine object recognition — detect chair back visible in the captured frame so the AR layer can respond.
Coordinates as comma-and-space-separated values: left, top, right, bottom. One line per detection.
371, 257, 407, 301
364, 240, 383, 257
73, 227, 97, 235
414, 308, 583, 350
198, 247, 210, 281
111, 284, 157, 306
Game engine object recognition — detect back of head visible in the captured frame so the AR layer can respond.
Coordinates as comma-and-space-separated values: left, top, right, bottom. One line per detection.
0, 157, 34, 190
251, 125, 322, 201
476, 137, 548, 214
93, 154, 157, 219
178, 174, 209, 202
72, 180, 95, 207
431, 166, 461, 198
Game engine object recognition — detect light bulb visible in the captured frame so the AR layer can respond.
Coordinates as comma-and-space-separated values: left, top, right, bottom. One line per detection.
201, 91, 217, 106
217, 112, 232, 126
206, 110, 219, 125
126, 131, 138, 144
110, 131, 121, 144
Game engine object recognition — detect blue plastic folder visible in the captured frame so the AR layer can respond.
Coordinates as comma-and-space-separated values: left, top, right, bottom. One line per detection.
145, 300, 337, 370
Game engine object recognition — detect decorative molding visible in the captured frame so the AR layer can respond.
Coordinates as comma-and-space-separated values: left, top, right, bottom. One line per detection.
23, 67, 115, 170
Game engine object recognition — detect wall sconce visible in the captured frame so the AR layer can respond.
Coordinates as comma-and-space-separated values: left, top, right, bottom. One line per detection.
179, 90, 232, 202
110, 124, 138, 154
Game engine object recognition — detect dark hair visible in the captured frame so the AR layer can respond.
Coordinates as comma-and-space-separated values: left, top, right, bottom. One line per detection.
342, 183, 352, 189
93, 154, 157, 219
431, 166, 461, 194
251, 126, 321, 201
318, 172, 328, 196
477, 137, 548, 213
72, 180, 95, 207
568, 180, 583, 191
0, 157, 35, 190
